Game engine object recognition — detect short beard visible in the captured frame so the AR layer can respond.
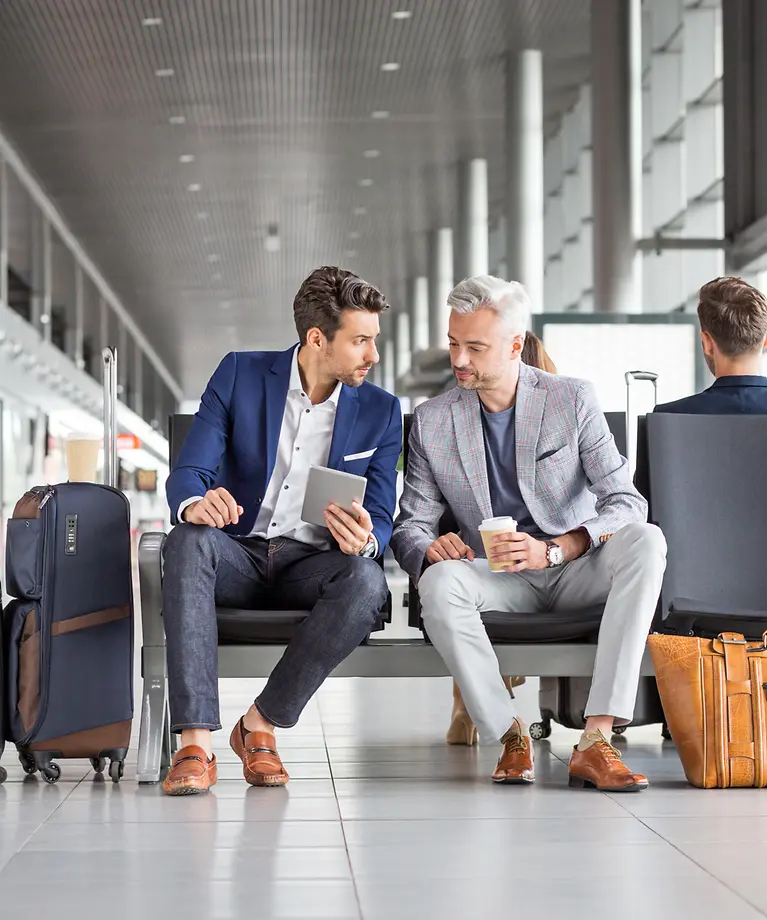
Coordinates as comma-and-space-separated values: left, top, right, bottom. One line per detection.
454, 370, 504, 391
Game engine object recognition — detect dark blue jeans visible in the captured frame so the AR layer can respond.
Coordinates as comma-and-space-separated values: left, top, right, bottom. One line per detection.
162, 524, 388, 733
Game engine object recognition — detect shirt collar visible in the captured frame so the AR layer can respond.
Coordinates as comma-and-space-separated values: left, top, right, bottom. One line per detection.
710, 375, 767, 389
289, 346, 343, 407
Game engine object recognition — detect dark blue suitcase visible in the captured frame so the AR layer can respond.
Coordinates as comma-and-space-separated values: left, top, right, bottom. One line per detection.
1, 348, 133, 784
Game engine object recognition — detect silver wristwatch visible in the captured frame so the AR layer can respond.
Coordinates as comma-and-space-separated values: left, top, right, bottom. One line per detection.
545, 541, 565, 567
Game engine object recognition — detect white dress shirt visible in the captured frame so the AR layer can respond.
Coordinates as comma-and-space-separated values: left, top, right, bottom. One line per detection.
179, 348, 377, 555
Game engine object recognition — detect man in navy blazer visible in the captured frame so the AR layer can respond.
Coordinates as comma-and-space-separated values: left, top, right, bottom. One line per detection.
655, 277, 767, 415
161, 266, 401, 795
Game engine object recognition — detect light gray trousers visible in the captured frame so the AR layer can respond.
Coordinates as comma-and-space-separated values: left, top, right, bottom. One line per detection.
418, 523, 667, 742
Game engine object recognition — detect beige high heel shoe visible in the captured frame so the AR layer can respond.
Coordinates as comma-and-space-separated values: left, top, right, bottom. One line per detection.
445, 677, 524, 745
446, 681, 478, 745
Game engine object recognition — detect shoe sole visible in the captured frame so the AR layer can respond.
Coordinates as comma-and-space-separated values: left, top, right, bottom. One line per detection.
492, 775, 536, 785
568, 776, 648, 793
162, 784, 214, 796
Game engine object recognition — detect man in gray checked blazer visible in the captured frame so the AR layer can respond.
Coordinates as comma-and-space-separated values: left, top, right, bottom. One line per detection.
391, 275, 667, 792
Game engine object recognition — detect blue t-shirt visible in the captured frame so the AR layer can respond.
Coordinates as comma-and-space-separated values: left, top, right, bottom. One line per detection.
480, 402, 542, 537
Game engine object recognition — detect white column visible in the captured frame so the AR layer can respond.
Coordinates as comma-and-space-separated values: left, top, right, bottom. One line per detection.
383, 339, 396, 394
0, 156, 7, 309
395, 309, 411, 380
456, 159, 489, 280
74, 264, 85, 369
506, 50, 544, 313
428, 228, 454, 348
591, 0, 642, 313
409, 276, 429, 353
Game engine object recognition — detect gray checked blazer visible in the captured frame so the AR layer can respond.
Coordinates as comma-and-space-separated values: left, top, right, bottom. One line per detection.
391, 362, 648, 582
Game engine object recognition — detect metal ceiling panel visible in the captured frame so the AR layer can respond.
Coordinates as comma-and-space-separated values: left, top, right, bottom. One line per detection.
0, 0, 589, 395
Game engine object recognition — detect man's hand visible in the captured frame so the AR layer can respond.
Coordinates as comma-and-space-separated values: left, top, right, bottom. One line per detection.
489, 531, 548, 573
426, 533, 475, 564
184, 488, 244, 528
325, 501, 374, 556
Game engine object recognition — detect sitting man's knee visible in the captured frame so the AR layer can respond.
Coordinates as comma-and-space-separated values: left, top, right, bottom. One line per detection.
616, 522, 667, 559
343, 556, 388, 608
164, 522, 218, 559
418, 559, 471, 609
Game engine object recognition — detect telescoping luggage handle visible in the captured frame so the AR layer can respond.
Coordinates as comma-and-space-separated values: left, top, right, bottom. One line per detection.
625, 370, 658, 476
102, 346, 118, 489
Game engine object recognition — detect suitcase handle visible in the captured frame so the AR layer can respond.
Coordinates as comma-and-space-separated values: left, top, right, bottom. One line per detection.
625, 370, 658, 384
102, 347, 118, 489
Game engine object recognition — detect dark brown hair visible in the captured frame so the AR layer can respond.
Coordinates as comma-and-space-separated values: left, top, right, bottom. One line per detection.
293, 266, 389, 345
697, 277, 767, 356
521, 331, 557, 373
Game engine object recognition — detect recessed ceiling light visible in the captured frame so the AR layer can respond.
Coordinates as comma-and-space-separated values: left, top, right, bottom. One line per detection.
358, 178, 374, 187
142, 16, 163, 26
208, 254, 221, 263
349, 231, 360, 240
354, 207, 367, 216
187, 183, 201, 192
392, 10, 412, 20
381, 62, 401, 72
155, 68, 175, 78
196, 211, 209, 220
179, 154, 195, 164
169, 115, 186, 125
363, 149, 380, 158
371, 110, 390, 120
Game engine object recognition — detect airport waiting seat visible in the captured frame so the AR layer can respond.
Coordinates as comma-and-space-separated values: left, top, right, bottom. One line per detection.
136, 408, 654, 783
647, 413, 767, 640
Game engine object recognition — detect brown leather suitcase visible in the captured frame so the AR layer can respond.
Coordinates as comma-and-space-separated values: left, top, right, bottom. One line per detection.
648, 631, 767, 788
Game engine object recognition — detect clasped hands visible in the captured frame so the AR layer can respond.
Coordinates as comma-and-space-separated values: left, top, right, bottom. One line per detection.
184, 487, 373, 556
425, 529, 550, 572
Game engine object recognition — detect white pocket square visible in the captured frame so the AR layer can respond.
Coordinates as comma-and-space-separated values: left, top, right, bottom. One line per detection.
344, 448, 376, 462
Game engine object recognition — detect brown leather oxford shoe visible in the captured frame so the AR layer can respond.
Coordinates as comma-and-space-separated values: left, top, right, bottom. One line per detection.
492, 723, 535, 784
568, 732, 649, 792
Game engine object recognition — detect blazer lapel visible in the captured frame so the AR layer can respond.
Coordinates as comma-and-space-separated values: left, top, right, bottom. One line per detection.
451, 389, 493, 521
328, 386, 359, 469
515, 363, 547, 496
265, 346, 295, 484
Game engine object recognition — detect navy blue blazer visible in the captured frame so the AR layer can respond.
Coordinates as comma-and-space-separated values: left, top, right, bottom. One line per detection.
166, 346, 402, 553
654, 376, 767, 415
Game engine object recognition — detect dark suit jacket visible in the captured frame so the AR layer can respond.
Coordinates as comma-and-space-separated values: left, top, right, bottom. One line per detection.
166, 346, 402, 551
654, 376, 767, 415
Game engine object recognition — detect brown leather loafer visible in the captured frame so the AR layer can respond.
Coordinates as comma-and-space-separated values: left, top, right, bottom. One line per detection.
491, 725, 535, 784
568, 733, 649, 792
230, 718, 290, 787
162, 745, 218, 796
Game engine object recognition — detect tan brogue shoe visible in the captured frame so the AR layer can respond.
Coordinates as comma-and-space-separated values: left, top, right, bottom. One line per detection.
568, 730, 649, 792
491, 722, 535, 784
230, 717, 290, 787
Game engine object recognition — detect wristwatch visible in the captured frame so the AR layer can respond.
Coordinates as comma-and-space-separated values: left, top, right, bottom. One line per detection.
545, 541, 565, 567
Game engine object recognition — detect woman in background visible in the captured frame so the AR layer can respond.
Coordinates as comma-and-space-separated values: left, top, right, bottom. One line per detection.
446, 331, 557, 745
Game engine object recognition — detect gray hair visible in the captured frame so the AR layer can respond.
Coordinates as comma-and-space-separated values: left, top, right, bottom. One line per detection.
447, 275, 531, 337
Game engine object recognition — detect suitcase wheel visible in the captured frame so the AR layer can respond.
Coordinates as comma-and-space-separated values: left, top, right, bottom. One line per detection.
41, 763, 61, 785
18, 753, 36, 776
612, 725, 627, 737
529, 720, 552, 741
0, 765, 7, 785
109, 760, 124, 784
90, 757, 107, 775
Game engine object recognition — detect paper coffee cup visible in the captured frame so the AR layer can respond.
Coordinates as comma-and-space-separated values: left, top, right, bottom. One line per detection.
65, 433, 101, 483
479, 516, 517, 573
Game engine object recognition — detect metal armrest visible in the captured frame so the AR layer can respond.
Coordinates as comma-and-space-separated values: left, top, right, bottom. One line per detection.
136, 531, 171, 783
138, 532, 168, 654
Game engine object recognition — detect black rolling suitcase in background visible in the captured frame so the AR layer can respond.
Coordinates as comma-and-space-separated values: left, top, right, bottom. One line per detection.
531, 370, 668, 742
1, 347, 133, 783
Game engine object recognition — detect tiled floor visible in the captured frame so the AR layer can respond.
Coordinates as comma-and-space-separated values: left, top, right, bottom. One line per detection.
2, 573, 766, 919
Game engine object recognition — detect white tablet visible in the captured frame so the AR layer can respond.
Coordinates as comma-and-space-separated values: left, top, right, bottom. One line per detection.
301, 465, 368, 529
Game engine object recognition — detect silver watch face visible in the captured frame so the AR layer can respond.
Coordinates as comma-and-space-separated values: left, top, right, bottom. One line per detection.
548, 543, 565, 566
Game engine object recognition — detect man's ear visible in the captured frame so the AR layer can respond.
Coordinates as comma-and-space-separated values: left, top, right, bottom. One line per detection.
511, 333, 525, 359
305, 327, 325, 350
700, 329, 715, 355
